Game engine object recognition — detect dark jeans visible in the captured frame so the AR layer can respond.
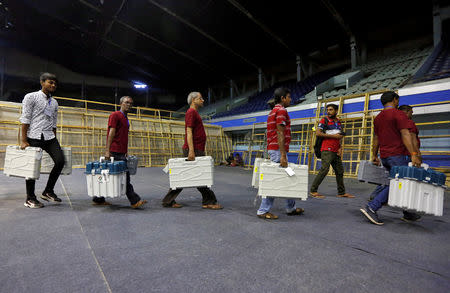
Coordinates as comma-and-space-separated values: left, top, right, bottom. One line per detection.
92, 152, 141, 205
310, 150, 345, 195
368, 155, 410, 211
26, 136, 65, 200
162, 149, 218, 206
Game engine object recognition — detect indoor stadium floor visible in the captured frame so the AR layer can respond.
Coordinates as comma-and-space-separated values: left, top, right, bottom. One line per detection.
1, 166, 449, 293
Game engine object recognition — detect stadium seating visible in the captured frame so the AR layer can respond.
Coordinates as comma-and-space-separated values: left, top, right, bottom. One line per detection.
213, 68, 341, 118
412, 40, 450, 82
321, 47, 432, 99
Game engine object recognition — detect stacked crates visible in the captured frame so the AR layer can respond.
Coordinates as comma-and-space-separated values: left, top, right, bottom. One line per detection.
85, 157, 127, 198
388, 163, 446, 216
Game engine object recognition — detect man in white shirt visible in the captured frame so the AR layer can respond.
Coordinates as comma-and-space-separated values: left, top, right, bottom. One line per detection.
19, 73, 65, 208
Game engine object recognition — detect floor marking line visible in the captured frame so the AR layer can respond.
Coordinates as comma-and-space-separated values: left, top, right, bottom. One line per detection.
59, 178, 113, 293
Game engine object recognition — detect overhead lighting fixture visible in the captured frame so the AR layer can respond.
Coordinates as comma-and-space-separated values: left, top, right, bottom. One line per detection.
133, 82, 148, 89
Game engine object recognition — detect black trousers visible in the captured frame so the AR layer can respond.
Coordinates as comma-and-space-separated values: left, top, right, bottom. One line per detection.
162, 149, 218, 206
26, 136, 65, 200
92, 152, 141, 205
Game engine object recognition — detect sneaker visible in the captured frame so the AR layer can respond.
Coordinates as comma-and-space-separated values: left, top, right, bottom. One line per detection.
131, 200, 147, 209
24, 199, 44, 209
41, 192, 62, 203
401, 211, 422, 223
360, 205, 384, 225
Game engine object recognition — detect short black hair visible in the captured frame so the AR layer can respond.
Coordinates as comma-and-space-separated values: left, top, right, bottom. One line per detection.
326, 104, 338, 111
273, 87, 291, 104
380, 91, 399, 106
40, 72, 58, 83
398, 105, 412, 112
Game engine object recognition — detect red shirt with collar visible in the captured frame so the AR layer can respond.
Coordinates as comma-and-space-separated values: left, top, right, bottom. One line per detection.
374, 108, 410, 158
267, 104, 291, 152
318, 117, 342, 153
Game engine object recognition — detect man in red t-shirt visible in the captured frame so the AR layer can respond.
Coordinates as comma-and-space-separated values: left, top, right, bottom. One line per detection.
162, 92, 222, 210
310, 104, 354, 199
92, 96, 147, 209
399, 105, 421, 156
360, 92, 421, 225
256, 87, 304, 219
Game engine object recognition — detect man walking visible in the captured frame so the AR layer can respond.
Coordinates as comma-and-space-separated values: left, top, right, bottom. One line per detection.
256, 87, 304, 219
360, 92, 421, 225
310, 104, 354, 199
92, 96, 147, 208
20, 73, 65, 208
161, 92, 223, 210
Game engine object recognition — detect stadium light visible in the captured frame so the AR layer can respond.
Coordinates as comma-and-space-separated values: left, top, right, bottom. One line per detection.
133, 82, 148, 89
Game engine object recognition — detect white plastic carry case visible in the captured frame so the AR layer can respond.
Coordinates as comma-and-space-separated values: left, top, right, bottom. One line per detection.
126, 155, 138, 175
3, 145, 43, 180
251, 158, 271, 188
388, 179, 445, 217
40, 147, 72, 175
85, 157, 126, 198
357, 160, 390, 185
258, 162, 309, 200
165, 156, 214, 190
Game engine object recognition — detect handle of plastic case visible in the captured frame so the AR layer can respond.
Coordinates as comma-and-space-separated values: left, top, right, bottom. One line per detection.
111, 157, 114, 163
408, 162, 429, 170
100, 156, 105, 162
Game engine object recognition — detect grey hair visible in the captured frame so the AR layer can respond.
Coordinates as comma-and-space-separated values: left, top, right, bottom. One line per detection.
187, 92, 200, 105
119, 96, 132, 104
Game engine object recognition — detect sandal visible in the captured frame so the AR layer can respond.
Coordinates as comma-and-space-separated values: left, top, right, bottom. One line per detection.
337, 193, 355, 198
202, 204, 223, 210
92, 201, 112, 206
163, 202, 183, 208
131, 200, 147, 209
310, 192, 325, 199
257, 212, 279, 219
286, 208, 304, 216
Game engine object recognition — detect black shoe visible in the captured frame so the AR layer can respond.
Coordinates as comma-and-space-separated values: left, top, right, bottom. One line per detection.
286, 208, 304, 216
24, 199, 44, 208
360, 205, 384, 225
41, 191, 62, 203
401, 211, 422, 223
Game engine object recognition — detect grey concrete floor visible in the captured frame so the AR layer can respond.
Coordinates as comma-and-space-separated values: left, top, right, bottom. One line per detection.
0, 166, 449, 293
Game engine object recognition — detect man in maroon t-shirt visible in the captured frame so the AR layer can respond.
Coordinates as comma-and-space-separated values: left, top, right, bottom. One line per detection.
360, 92, 421, 225
310, 104, 354, 199
92, 96, 147, 209
161, 92, 222, 210
399, 105, 421, 156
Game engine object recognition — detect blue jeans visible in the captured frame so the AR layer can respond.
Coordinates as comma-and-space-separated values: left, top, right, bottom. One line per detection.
257, 150, 297, 215
368, 155, 410, 211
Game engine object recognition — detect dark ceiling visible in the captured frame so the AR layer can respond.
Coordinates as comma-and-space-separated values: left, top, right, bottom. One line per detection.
0, 0, 435, 102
